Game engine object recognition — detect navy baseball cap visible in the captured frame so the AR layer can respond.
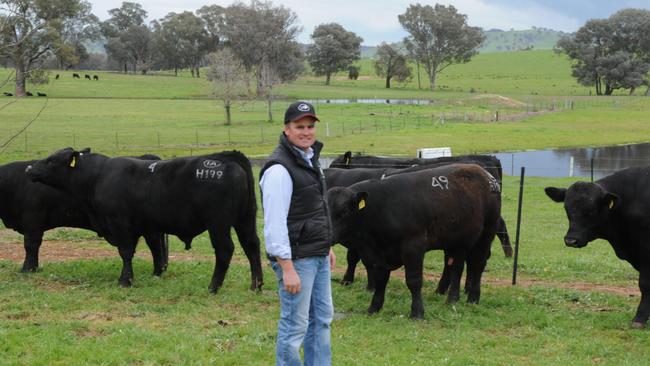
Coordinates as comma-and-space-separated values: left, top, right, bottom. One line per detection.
284, 101, 320, 124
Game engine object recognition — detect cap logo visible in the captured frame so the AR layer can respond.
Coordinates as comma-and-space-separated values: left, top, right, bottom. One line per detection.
297, 103, 311, 112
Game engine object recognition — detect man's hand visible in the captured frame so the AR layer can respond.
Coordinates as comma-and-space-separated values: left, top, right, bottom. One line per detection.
329, 248, 336, 270
278, 258, 301, 294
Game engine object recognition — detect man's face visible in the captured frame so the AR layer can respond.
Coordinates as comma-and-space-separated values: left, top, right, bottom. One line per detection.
284, 117, 316, 151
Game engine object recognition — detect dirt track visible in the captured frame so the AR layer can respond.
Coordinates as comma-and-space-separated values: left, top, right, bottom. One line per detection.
0, 236, 639, 297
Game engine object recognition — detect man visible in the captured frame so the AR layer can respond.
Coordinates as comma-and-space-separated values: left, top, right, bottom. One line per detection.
260, 101, 336, 366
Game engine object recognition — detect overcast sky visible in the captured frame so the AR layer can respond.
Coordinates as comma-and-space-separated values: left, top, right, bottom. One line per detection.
88, 0, 650, 45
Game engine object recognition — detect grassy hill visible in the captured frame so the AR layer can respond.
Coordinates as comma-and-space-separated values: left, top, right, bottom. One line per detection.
360, 28, 568, 57
480, 28, 567, 52
0, 50, 590, 100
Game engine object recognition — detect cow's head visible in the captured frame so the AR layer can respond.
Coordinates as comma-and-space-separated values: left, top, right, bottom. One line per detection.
545, 182, 618, 248
25, 147, 88, 189
326, 186, 368, 244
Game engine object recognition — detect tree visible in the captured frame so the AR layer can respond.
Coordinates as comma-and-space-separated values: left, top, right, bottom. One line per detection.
52, 0, 99, 70
555, 10, 650, 95
101, 1, 150, 73
218, 1, 303, 95
218, 1, 303, 120
0, 0, 88, 96
374, 43, 412, 88
306, 23, 362, 85
206, 48, 248, 126
398, 4, 484, 91
152, 11, 213, 77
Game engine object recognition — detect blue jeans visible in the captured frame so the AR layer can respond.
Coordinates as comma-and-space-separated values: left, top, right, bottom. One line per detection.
271, 255, 333, 366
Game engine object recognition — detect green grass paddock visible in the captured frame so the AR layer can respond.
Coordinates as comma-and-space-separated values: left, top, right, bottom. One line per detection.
1, 48, 650, 364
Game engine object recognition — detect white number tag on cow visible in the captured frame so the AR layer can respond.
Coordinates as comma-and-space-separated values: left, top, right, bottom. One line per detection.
431, 176, 449, 190
485, 171, 501, 193
196, 168, 224, 180
148, 162, 157, 173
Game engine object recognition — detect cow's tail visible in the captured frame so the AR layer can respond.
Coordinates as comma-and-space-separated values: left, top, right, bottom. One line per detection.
225, 150, 257, 226
491, 155, 503, 185
225, 150, 264, 290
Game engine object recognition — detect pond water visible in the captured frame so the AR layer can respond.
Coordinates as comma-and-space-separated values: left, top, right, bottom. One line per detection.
319, 142, 650, 179
495, 142, 650, 179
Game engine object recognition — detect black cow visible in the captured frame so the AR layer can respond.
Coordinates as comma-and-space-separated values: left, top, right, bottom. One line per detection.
329, 151, 511, 255
25, 92, 33, 97
0, 151, 167, 274
327, 164, 501, 318
55, 74, 60, 80
73, 73, 80, 79
545, 166, 650, 328
26, 148, 263, 293
93, 75, 99, 81
36, 92, 47, 97
3, 92, 12, 97
84, 74, 91, 80
326, 161, 509, 290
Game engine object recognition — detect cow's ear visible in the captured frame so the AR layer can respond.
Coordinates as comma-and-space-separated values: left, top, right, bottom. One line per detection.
68, 151, 80, 168
354, 191, 368, 211
603, 192, 619, 211
344, 151, 352, 165
544, 187, 566, 202
79, 147, 91, 154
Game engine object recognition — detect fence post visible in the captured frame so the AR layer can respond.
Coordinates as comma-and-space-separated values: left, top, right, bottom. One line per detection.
569, 156, 574, 177
73, 133, 76, 149
261, 125, 264, 143
115, 132, 119, 150
591, 158, 594, 182
326, 122, 330, 137
195, 130, 199, 146
228, 127, 231, 144
157, 131, 160, 148
512, 166, 526, 286
24, 131, 27, 152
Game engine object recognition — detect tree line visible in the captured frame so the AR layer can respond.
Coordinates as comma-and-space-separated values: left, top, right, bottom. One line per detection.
1, 1, 488, 101
555, 9, 650, 96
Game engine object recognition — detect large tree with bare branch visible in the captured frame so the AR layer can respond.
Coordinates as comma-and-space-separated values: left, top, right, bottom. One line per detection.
0, 0, 88, 97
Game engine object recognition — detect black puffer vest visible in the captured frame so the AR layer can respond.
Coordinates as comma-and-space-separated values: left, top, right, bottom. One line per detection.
260, 133, 332, 260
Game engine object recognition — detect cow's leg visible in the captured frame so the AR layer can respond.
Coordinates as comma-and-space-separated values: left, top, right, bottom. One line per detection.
21, 231, 44, 272
402, 245, 425, 319
367, 267, 390, 315
234, 222, 263, 291
632, 269, 650, 328
117, 241, 137, 287
361, 255, 376, 291
143, 233, 165, 276
208, 227, 235, 294
161, 234, 169, 271
496, 216, 513, 258
446, 251, 466, 304
341, 248, 359, 286
465, 247, 490, 304
435, 252, 452, 295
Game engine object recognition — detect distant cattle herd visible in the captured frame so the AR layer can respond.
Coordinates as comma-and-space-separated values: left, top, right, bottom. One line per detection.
1, 147, 650, 328
3, 73, 100, 97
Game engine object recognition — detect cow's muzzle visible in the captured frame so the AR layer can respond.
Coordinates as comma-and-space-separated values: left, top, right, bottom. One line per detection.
564, 236, 587, 248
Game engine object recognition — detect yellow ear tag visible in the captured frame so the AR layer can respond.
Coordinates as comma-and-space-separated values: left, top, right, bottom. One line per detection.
358, 199, 366, 210
69, 156, 76, 168
609, 199, 614, 210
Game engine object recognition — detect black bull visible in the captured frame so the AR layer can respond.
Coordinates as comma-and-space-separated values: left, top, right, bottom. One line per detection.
26, 148, 263, 293
327, 164, 501, 318
0, 152, 168, 274
327, 152, 512, 289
